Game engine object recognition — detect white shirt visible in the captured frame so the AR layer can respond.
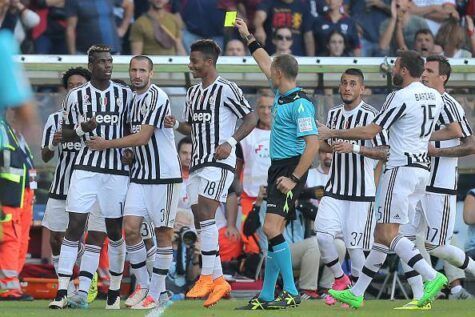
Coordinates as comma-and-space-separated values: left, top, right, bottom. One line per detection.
427, 93, 472, 193
373, 82, 443, 170
240, 127, 271, 197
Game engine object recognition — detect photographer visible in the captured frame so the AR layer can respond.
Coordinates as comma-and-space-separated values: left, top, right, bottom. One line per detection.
167, 209, 200, 295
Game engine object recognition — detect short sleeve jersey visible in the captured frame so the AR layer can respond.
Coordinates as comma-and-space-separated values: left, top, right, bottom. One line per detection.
270, 87, 318, 160
372, 82, 443, 170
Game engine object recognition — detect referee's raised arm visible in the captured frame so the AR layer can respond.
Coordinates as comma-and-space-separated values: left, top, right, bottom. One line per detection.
235, 18, 272, 80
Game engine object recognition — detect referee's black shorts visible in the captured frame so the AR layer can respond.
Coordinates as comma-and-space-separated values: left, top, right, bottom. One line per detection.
266, 156, 308, 221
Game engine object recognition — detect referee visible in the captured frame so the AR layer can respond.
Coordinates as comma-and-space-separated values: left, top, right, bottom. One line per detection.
235, 19, 319, 310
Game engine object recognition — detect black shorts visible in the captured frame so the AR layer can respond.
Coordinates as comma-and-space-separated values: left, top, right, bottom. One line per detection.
266, 156, 308, 221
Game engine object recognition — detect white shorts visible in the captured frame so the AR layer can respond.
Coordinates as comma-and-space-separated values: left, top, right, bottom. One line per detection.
42, 198, 69, 232
375, 166, 429, 225
42, 198, 106, 233
66, 170, 129, 219
187, 167, 234, 205
124, 182, 182, 228
402, 193, 456, 246
315, 196, 375, 249
140, 221, 155, 240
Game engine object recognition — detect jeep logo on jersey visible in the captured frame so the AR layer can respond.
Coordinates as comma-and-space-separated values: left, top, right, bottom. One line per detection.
130, 122, 142, 134
192, 110, 212, 123
62, 141, 82, 151
95, 112, 120, 125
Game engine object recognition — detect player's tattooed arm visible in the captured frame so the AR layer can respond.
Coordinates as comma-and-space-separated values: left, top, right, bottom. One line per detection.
430, 122, 464, 141
429, 135, 475, 157
232, 112, 258, 143
215, 112, 258, 160
318, 122, 382, 141
332, 142, 389, 161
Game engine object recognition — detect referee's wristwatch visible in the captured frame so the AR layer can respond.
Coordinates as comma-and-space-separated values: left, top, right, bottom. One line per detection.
289, 174, 300, 184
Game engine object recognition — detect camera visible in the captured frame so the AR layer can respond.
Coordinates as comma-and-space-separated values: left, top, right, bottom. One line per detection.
178, 226, 197, 246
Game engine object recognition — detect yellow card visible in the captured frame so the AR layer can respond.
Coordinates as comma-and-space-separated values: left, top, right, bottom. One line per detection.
224, 11, 237, 27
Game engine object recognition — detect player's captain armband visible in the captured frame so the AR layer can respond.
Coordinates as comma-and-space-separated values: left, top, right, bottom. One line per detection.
298, 117, 314, 132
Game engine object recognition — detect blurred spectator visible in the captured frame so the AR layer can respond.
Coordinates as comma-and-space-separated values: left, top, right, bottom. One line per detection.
465, 15, 475, 57
30, 0, 67, 54
236, 0, 263, 32
435, 17, 472, 57
308, 0, 329, 18
0, 0, 40, 53
349, 0, 391, 57
113, 0, 134, 54
313, 0, 361, 56
325, 30, 349, 56
224, 38, 246, 56
272, 26, 293, 54
410, 0, 459, 35
65, 0, 132, 54
307, 151, 332, 191
413, 28, 436, 56
379, 0, 429, 56
236, 89, 273, 255
175, 0, 225, 53
254, 0, 314, 56
177, 136, 192, 210
130, 0, 185, 55
216, 190, 242, 263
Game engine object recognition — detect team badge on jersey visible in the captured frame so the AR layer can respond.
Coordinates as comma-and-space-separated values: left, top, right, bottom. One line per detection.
116, 97, 122, 108
83, 94, 91, 106
209, 96, 215, 106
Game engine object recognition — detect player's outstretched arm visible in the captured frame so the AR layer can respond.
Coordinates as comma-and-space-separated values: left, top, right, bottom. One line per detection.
318, 122, 382, 141
332, 142, 389, 161
86, 125, 155, 150
430, 122, 464, 141
164, 115, 191, 135
235, 18, 272, 80
429, 135, 475, 157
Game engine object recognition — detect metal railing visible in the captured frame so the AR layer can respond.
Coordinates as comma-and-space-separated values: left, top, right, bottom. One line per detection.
16, 55, 475, 88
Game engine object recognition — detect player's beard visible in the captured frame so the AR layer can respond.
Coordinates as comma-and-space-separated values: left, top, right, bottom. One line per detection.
340, 92, 355, 105
393, 73, 403, 86
323, 159, 331, 168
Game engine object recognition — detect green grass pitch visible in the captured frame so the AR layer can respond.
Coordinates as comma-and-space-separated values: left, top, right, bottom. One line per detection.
1, 299, 475, 317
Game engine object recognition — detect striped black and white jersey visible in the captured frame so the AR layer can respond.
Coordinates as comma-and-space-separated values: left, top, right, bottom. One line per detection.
373, 82, 443, 171
427, 93, 473, 194
41, 111, 82, 200
325, 101, 386, 201
62, 81, 133, 175
183, 76, 252, 173
128, 84, 182, 184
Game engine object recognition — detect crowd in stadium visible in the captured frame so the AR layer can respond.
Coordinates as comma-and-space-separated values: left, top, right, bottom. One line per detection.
1, 0, 475, 58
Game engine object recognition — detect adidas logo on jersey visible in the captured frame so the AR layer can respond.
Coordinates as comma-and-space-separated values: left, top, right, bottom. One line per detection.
95, 112, 120, 125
